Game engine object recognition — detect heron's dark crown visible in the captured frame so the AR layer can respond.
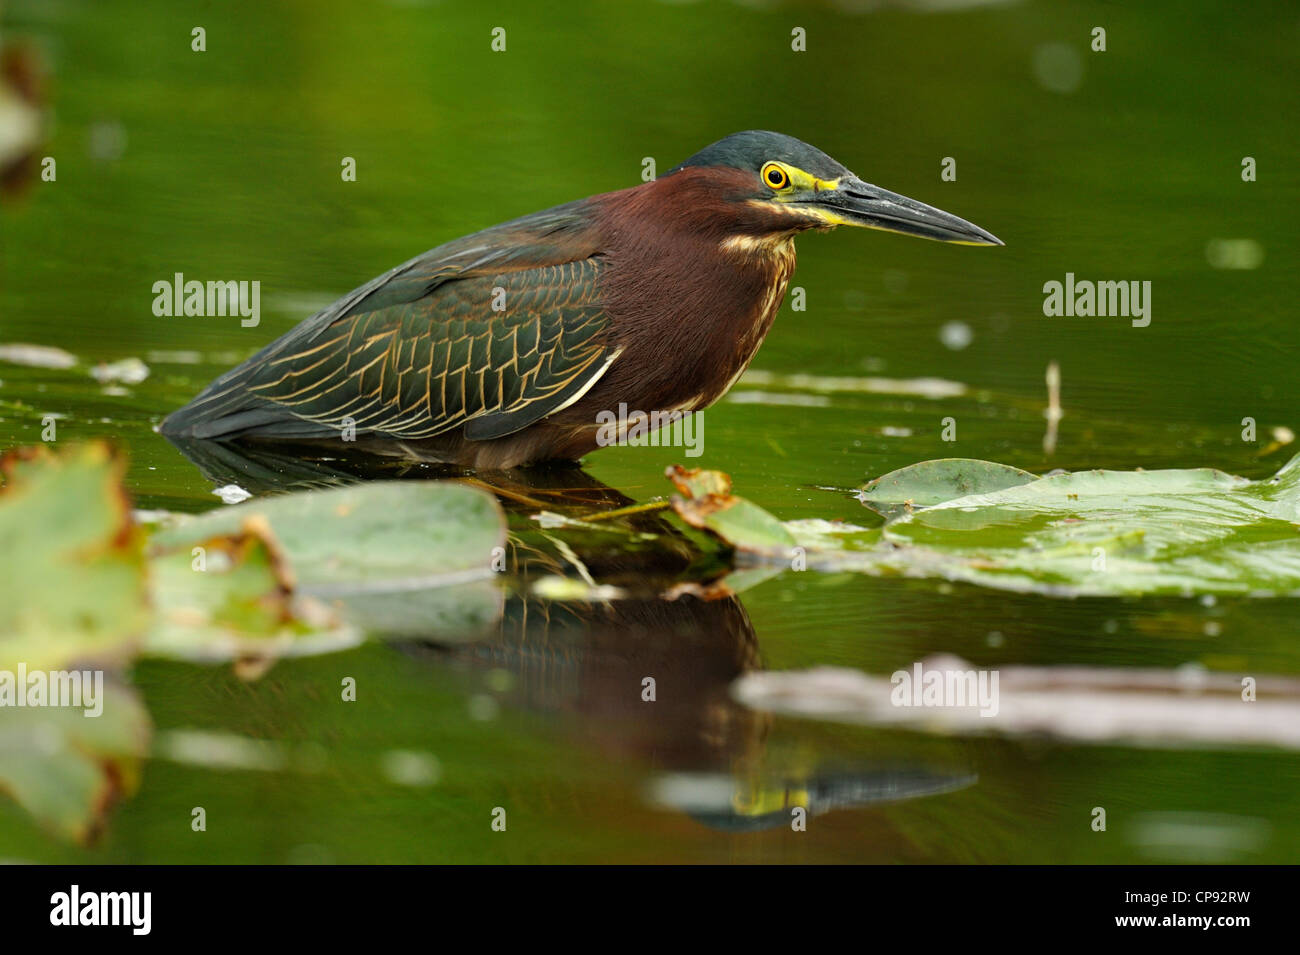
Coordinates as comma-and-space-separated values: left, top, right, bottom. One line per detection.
667, 130, 852, 182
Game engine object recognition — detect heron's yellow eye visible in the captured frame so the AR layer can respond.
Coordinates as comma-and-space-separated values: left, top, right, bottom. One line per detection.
761, 162, 790, 190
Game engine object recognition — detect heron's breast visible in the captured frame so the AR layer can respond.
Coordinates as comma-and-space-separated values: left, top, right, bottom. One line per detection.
697, 236, 797, 406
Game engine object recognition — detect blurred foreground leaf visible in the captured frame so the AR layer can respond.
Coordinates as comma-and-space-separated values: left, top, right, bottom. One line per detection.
147, 515, 359, 662
0, 678, 150, 843
0, 443, 146, 671
152, 481, 507, 639
153, 481, 505, 586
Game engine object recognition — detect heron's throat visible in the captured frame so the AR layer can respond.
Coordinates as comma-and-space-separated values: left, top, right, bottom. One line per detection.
689, 231, 797, 409
720, 231, 798, 260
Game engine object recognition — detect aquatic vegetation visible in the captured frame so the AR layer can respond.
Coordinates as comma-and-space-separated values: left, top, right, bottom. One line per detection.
672, 456, 1300, 598
3, 440, 1299, 843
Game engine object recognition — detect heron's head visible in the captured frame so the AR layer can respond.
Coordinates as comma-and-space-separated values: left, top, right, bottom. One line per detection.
664, 130, 1003, 246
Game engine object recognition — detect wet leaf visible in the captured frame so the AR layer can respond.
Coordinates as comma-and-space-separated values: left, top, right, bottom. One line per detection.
663, 565, 783, 600
146, 515, 359, 662
0, 677, 150, 843
666, 465, 796, 557
0, 443, 147, 671
153, 481, 506, 589
857, 457, 1038, 518
879, 455, 1300, 596
684, 454, 1300, 597
152, 481, 508, 640
323, 586, 503, 641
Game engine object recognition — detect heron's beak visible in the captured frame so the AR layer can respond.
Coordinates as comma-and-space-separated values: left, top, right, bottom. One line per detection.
810, 176, 1003, 246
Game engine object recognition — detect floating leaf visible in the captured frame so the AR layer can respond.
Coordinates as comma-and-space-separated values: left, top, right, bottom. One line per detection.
0, 677, 150, 843
152, 481, 507, 639
680, 454, 1300, 597
879, 457, 1300, 596
323, 586, 503, 641
0, 443, 147, 671
857, 457, 1038, 518
666, 465, 795, 557
153, 481, 505, 588
146, 515, 359, 662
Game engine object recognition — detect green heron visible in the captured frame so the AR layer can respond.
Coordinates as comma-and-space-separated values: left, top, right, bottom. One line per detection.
162, 131, 1001, 468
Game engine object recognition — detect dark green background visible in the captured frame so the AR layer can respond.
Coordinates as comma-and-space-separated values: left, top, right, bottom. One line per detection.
1, 0, 1296, 862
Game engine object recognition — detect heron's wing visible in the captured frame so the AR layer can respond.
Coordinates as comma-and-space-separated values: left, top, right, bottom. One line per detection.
162, 200, 616, 441
245, 261, 612, 440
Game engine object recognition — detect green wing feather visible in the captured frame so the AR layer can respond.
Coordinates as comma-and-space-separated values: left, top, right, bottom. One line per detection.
162, 200, 614, 442
245, 261, 608, 439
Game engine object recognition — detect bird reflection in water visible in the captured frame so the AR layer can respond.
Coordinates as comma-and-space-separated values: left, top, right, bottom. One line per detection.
405, 593, 976, 832
165, 437, 975, 831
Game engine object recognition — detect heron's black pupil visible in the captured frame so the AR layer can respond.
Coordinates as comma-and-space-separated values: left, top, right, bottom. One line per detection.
768, 169, 783, 186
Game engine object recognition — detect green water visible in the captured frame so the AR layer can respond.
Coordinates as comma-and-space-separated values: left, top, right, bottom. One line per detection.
1, 0, 1297, 862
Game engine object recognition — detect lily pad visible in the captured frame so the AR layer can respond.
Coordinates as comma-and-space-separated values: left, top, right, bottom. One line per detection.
677, 454, 1300, 598
0, 443, 147, 671
857, 457, 1038, 518
879, 457, 1300, 596
153, 481, 506, 590
152, 481, 508, 638
325, 586, 504, 641
0, 677, 150, 843
146, 515, 359, 662
666, 465, 796, 558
